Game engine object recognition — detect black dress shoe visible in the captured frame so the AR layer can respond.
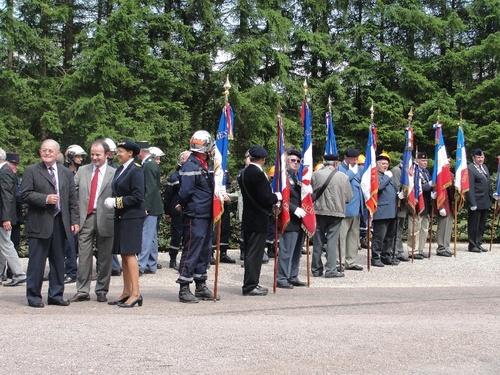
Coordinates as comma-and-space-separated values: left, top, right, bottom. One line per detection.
312, 271, 324, 277
143, 269, 156, 274
397, 255, 410, 262
371, 259, 385, 267
47, 299, 70, 306
419, 252, 430, 258
111, 270, 122, 276
289, 279, 307, 287
412, 253, 424, 259
325, 272, 345, 278
3, 278, 26, 287
277, 282, 294, 289
468, 247, 481, 253
157, 263, 163, 269
437, 250, 452, 257
346, 264, 364, 271
69, 293, 90, 302
28, 301, 45, 308
169, 260, 179, 270
220, 254, 236, 264
243, 285, 268, 296
210, 256, 216, 265
479, 246, 488, 252
96, 293, 107, 303
64, 276, 76, 284
118, 295, 143, 308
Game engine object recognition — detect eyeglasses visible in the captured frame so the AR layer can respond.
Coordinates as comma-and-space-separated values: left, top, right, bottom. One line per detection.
40, 149, 56, 154
289, 159, 301, 163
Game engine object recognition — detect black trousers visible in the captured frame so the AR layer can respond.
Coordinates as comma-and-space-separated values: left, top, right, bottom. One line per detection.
371, 218, 396, 262
242, 231, 267, 293
26, 215, 66, 304
467, 208, 488, 250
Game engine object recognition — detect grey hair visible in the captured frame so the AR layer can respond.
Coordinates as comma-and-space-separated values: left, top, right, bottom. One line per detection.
0, 148, 5, 161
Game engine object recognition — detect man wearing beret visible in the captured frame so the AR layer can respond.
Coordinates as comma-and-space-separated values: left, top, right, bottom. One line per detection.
338, 148, 365, 271
466, 149, 491, 253
311, 154, 352, 277
276, 149, 306, 288
409, 151, 433, 259
137, 141, 164, 275
0, 149, 26, 286
238, 145, 281, 296
371, 152, 398, 267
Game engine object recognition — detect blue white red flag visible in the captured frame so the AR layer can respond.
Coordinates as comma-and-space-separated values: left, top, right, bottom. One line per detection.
213, 103, 234, 224
432, 123, 453, 209
299, 101, 316, 236
272, 114, 290, 233
360, 123, 378, 215
414, 164, 425, 215
454, 123, 469, 209
325, 110, 338, 155
400, 127, 416, 214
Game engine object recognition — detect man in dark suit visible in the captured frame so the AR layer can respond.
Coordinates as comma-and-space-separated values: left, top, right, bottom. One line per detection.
466, 148, 492, 253
69, 139, 116, 303
0, 149, 26, 286
238, 145, 281, 296
21, 139, 80, 307
137, 142, 164, 274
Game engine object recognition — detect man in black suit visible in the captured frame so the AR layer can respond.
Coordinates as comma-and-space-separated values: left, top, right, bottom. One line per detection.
21, 139, 80, 307
238, 145, 281, 296
466, 148, 492, 253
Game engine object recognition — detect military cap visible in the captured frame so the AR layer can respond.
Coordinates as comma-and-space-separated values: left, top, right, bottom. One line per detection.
323, 153, 339, 161
248, 145, 268, 158
473, 148, 483, 156
135, 141, 150, 149
288, 149, 301, 159
6, 153, 20, 164
117, 139, 141, 156
344, 148, 360, 158
417, 151, 428, 159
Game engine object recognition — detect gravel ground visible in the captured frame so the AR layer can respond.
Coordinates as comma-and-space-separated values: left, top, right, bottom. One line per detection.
1, 242, 499, 374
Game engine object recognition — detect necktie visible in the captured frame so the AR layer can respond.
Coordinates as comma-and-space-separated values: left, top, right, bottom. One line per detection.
87, 167, 99, 215
48, 166, 60, 216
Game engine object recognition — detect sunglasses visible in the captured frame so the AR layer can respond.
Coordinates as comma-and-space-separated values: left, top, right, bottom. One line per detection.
289, 159, 301, 163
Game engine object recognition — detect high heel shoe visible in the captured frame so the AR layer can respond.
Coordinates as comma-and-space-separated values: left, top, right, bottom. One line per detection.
118, 295, 143, 308
107, 295, 130, 306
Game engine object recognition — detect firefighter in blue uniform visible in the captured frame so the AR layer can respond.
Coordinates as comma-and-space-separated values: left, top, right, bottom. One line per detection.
175, 131, 217, 303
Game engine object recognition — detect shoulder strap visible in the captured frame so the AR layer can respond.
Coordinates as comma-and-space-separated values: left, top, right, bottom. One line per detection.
313, 170, 336, 201
240, 169, 272, 217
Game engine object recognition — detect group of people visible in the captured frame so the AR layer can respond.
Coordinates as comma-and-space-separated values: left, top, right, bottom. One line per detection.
0, 130, 495, 307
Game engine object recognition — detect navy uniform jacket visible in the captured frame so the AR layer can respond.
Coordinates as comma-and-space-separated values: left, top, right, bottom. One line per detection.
178, 154, 213, 219
466, 163, 492, 210
373, 171, 398, 221
163, 167, 181, 217
0, 163, 18, 224
238, 164, 278, 233
112, 162, 146, 220
142, 156, 164, 215
418, 167, 433, 216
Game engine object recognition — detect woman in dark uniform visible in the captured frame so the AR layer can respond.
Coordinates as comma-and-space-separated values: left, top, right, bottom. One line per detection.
105, 140, 145, 307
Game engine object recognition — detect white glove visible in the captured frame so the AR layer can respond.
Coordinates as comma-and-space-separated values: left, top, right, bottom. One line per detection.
429, 181, 434, 187
439, 208, 447, 216
431, 192, 437, 199
398, 191, 405, 200
294, 207, 307, 218
470, 206, 477, 211
493, 193, 499, 201
349, 164, 359, 174
104, 197, 116, 209
302, 184, 313, 195
275, 192, 282, 201
384, 170, 393, 178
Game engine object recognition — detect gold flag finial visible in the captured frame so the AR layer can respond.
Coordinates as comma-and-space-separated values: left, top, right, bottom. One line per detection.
328, 95, 332, 113
437, 108, 441, 123
303, 79, 308, 99
224, 75, 231, 104
407, 106, 414, 126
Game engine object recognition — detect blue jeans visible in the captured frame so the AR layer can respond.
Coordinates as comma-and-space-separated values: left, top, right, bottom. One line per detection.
138, 215, 159, 273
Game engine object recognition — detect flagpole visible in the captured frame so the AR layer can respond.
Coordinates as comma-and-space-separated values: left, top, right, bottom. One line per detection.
303, 79, 312, 287
213, 75, 231, 302
453, 198, 458, 257
273, 107, 282, 294
490, 201, 497, 252
366, 102, 375, 272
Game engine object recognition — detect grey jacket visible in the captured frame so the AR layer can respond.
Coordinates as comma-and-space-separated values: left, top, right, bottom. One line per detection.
312, 166, 352, 217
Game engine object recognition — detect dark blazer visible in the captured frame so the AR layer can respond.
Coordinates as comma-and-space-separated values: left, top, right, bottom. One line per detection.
164, 167, 181, 217
112, 162, 146, 220
142, 156, 163, 215
238, 164, 278, 232
284, 169, 302, 232
0, 163, 17, 224
466, 163, 492, 210
21, 162, 79, 240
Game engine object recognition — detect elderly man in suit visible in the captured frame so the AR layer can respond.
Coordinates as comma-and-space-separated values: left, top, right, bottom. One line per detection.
21, 139, 80, 308
0, 149, 26, 287
238, 145, 281, 296
466, 148, 492, 253
69, 139, 116, 303
137, 142, 164, 274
